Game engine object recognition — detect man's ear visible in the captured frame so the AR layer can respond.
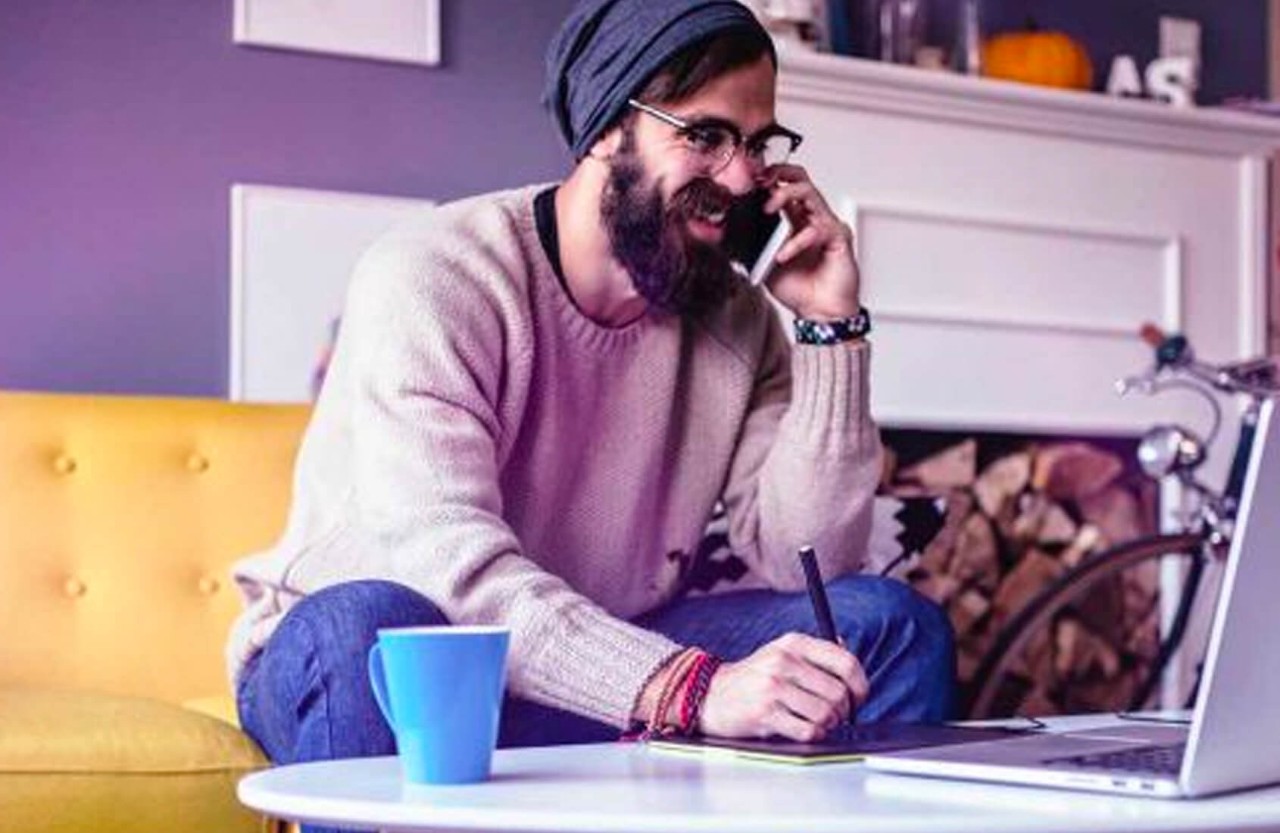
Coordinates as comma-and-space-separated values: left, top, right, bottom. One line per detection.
587, 125, 624, 160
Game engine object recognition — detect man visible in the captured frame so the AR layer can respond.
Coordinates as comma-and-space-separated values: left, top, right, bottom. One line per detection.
230, 0, 954, 784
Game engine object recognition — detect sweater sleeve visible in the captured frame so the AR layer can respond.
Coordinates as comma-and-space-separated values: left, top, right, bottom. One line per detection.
719, 308, 883, 590
339, 234, 681, 728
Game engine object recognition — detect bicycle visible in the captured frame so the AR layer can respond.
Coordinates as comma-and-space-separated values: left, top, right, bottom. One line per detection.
965, 325, 1280, 720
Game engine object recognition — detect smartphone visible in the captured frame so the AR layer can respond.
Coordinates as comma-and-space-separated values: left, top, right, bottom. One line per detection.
723, 188, 791, 286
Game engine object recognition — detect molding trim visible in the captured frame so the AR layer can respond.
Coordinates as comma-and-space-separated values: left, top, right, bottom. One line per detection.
842, 198, 1184, 338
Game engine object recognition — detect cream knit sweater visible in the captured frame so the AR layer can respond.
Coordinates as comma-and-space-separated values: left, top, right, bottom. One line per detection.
228, 185, 882, 727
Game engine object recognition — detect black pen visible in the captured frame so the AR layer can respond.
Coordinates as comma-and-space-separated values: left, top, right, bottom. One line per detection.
798, 545, 838, 643
799, 545, 857, 726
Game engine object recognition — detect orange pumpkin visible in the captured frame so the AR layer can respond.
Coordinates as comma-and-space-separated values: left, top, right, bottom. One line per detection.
982, 27, 1094, 91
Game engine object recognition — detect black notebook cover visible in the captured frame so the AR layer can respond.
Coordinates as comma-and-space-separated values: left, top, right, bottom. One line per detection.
649, 722, 1030, 765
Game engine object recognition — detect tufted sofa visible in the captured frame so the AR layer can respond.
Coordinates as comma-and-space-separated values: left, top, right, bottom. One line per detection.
0, 390, 310, 833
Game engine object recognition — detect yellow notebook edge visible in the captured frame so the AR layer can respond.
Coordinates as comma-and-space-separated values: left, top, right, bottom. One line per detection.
647, 738, 864, 765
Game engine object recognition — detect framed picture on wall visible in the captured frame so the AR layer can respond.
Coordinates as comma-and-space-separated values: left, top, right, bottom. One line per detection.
230, 184, 435, 403
234, 0, 441, 67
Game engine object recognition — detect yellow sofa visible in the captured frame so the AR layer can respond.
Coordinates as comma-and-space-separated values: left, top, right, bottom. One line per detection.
0, 390, 310, 833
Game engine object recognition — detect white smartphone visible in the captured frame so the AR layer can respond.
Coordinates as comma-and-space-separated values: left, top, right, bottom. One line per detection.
724, 188, 791, 286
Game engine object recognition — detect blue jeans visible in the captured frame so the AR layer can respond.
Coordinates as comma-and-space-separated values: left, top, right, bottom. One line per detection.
237, 577, 954, 833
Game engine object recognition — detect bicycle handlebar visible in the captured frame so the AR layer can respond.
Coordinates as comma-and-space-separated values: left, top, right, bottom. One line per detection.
1123, 324, 1279, 401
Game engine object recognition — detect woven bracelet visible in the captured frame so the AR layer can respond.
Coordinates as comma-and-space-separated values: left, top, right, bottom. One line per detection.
624, 648, 701, 742
678, 653, 723, 734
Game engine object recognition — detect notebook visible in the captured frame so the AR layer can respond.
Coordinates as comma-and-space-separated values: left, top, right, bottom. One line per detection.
649, 721, 1029, 765
863, 398, 1280, 798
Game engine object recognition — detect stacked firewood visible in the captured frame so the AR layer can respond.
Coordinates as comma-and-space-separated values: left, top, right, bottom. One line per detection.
881, 437, 1158, 716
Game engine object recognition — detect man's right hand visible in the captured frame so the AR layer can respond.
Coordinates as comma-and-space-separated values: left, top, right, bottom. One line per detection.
697, 633, 869, 741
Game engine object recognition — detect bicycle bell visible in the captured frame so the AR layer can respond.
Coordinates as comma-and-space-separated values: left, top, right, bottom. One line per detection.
1137, 424, 1206, 478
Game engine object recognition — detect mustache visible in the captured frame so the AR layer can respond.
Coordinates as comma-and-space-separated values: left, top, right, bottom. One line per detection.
669, 177, 737, 221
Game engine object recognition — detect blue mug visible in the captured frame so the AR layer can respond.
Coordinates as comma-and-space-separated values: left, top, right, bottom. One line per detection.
367, 625, 510, 784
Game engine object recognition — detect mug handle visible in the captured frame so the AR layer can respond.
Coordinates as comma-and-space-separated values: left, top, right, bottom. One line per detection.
367, 643, 397, 731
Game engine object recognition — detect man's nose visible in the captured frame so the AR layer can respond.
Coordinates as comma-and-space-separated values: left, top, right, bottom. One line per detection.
713, 149, 760, 196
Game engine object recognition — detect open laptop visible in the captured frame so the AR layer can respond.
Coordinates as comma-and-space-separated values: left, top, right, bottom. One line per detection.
865, 397, 1280, 798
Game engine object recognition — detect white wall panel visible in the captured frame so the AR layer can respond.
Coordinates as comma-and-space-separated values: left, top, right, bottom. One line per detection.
849, 203, 1178, 336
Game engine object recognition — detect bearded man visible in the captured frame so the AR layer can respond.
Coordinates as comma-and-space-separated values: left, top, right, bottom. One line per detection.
229, 0, 955, 808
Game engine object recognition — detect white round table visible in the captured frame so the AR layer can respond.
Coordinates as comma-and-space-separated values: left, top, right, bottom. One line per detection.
238, 741, 1280, 833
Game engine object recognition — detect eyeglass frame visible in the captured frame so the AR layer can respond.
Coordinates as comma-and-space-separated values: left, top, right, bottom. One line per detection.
626, 98, 804, 175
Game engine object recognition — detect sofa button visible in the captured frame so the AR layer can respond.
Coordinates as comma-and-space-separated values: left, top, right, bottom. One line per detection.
186, 453, 210, 473
64, 577, 87, 598
53, 454, 77, 475
198, 576, 220, 595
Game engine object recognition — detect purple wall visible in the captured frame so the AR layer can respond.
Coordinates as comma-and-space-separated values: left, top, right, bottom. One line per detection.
0, 0, 1269, 397
0, 0, 576, 396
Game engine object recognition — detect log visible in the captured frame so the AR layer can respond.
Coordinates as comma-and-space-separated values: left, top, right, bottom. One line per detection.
1037, 500, 1079, 546
991, 549, 1064, 627
1010, 494, 1078, 547
1125, 605, 1161, 661
898, 439, 977, 490
1059, 524, 1103, 569
1078, 485, 1147, 548
1120, 555, 1161, 625
1032, 441, 1125, 502
951, 513, 1000, 593
956, 645, 983, 684
1003, 622, 1055, 689
950, 588, 992, 637
1068, 671, 1137, 714
912, 572, 963, 605
917, 489, 976, 575
1054, 618, 1121, 679
973, 450, 1032, 518
1019, 687, 1062, 718
880, 444, 899, 490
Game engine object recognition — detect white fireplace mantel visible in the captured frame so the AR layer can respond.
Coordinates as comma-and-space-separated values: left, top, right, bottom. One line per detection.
780, 49, 1280, 158
775, 50, 1280, 451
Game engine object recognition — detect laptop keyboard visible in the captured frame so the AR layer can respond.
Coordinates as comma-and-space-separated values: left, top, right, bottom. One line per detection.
1048, 743, 1186, 776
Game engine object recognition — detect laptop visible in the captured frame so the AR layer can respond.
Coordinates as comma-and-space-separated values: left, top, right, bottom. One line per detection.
865, 397, 1280, 798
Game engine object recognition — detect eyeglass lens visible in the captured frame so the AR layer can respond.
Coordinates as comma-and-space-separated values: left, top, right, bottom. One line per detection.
683, 125, 793, 171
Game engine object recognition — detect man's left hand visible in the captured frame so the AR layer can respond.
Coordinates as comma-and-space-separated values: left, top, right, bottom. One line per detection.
759, 164, 862, 321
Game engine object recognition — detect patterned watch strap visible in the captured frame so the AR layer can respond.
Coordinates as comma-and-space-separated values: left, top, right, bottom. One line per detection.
793, 307, 872, 345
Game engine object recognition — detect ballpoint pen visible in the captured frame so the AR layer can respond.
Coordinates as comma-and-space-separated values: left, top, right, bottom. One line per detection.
798, 545, 838, 643
799, 545, 855, 725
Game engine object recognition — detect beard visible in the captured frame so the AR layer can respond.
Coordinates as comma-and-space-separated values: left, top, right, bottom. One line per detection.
599, 132, 740, 320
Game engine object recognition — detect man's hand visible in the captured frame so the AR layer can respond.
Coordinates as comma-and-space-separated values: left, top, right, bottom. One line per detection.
759, 164, 862, 322
696, 633, 870, 741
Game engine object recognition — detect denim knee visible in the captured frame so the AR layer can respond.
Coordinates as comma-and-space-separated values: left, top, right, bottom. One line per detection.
237, 580, 450, 768
825, 574, 957, 720
826, 574, 952, 647
284, 579, 449, 661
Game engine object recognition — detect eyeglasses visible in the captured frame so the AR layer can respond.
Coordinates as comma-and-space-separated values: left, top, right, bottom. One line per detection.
627, 98, 803, 176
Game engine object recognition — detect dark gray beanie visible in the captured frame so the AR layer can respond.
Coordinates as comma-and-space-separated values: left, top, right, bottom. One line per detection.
544, 0, 775, 159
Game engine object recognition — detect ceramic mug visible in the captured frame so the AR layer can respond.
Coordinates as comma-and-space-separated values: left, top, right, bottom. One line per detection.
367, 625, 509, 784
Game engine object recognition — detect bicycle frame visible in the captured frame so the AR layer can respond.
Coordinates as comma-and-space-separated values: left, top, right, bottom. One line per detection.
966, 329, 1278, 719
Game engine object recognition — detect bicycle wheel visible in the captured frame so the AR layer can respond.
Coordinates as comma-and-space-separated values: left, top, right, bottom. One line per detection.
965, 532, 1204, 720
